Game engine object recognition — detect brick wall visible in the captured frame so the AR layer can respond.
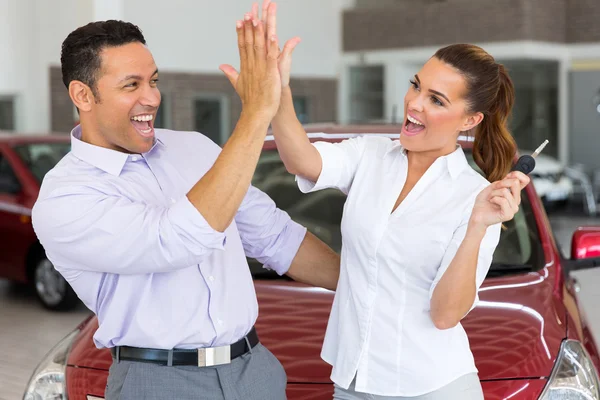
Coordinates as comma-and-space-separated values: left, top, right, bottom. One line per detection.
529, 0, 567, 43
567, 0, 600, 43
50, 67, 337, 135
50, 67, 76, 133
343, 0, 595, 52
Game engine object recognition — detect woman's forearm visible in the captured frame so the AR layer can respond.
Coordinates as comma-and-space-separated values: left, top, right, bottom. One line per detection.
429, 222, 488, 330
271, 86, 322, 181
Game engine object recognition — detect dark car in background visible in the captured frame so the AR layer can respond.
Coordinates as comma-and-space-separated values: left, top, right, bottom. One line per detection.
0, 132, 76, 310
24, 125, 600, 400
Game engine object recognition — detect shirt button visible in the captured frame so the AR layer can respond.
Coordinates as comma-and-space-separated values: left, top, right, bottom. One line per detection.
131, 155, 139, 161
218, 319, 224, 325
170, 198, 176, 204
209, 276, 215, 282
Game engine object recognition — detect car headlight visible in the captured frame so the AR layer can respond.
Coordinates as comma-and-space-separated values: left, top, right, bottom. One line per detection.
539, 339, 600, 400
23, 329, 79, 400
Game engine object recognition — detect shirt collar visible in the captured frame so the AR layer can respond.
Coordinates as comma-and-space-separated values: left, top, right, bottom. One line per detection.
387, 140, 469, 180
70, 125, 165, 176
444, 145, 470, 180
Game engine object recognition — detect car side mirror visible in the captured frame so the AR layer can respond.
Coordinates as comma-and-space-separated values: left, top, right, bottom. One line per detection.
567, 227, 600, 272
0, 174, 21, 194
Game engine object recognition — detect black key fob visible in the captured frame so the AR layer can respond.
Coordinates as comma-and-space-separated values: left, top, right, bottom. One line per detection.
511, 155, 535, 174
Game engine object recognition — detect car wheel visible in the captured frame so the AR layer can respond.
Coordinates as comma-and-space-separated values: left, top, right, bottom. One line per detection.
33, 256, 78, 311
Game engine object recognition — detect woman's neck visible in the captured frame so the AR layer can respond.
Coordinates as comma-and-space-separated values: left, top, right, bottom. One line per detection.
406, 145, 456, 174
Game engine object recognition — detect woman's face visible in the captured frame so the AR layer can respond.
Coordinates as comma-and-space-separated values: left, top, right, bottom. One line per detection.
400, 57, 483, 157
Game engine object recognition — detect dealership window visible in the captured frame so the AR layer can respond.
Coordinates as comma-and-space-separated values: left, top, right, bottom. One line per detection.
0, 97, 15, 131
0, 153, 20, 194
293, 96, 310, 124
501, 60, 559, 158
193, 94, 230, 146
154, 93, 171, 129
349, 65, 384, 123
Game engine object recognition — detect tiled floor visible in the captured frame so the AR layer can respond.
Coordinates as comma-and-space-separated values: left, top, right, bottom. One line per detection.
0, 211, 599, 400
0, 282, 91, 400
548, 211, 600, 258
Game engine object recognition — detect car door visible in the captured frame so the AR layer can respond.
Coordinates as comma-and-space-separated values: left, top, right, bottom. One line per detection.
0, 147, 32, 281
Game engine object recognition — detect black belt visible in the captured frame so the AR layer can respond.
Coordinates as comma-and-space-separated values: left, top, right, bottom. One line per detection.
110, 327, 259, 367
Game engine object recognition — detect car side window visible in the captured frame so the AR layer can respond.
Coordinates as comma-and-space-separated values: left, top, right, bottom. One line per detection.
493, 204, 533, 265
13, 143, 70, 183
466, 155, 543, 272
259, 176, 303, 210
249, 148, 543, 279
0, 153, 21, 194
292, 191, 346, 226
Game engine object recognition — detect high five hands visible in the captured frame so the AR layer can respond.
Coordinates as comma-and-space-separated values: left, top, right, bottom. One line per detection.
220, 0, 302, 113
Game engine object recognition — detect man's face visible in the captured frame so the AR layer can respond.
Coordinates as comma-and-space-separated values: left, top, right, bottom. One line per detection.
87, 42, 161, 154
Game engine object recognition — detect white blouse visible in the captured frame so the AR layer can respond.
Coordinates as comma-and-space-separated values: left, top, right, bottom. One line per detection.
297, 136, 501, 396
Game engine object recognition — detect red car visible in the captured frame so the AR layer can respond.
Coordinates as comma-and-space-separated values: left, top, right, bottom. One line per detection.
23, 126, 600, 400
0, 133, 78, 310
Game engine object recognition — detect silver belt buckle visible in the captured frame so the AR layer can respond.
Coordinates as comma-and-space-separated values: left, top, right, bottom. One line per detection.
198, 345, 231, 367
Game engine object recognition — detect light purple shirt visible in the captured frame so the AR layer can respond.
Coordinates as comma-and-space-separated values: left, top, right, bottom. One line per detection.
32, 126, 306, 350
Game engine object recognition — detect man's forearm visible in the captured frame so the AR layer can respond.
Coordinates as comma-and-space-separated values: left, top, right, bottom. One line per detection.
187, 111, 271, 232
286, 231, 340, 291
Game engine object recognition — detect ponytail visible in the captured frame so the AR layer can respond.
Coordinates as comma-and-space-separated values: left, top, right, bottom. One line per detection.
472, 65, 517, 182
434, 45, 518, 182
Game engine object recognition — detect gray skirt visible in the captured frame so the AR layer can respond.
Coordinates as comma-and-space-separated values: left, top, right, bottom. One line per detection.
333, 373, 484, 400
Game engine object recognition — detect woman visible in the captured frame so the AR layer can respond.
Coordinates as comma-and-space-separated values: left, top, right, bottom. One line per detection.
221, 3, 530, 399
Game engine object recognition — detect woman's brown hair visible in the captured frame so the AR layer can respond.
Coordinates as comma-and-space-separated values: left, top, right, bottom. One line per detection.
434, 44, 517, 182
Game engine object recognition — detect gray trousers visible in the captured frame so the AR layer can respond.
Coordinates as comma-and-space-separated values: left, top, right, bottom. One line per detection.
105, 343, 287, 400
333, 373, 484, 400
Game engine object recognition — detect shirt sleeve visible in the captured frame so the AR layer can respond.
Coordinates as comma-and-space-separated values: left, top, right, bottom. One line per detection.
32, 186, 226, 275
296, 136, 368, 195
235, 185, 307, 275
428, 198, 502, 313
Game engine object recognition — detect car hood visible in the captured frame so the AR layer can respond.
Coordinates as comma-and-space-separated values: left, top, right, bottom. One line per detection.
67, 271, 565, 382
464, 269, 565, 379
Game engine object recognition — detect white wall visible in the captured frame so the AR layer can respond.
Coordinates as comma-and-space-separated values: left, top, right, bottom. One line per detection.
122, 0, 342, 78
94, 0, 124, 21
383, 63, 421, 124
0, 0, 93, 133
0, 0, 35, 132
0, 0, 343, 133
9, 0, 598, 137
34, 0, 93, 133
336, 0, 356, 9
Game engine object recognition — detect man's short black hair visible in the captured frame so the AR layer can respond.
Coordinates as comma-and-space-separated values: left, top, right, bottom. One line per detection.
61, 20, 146, 97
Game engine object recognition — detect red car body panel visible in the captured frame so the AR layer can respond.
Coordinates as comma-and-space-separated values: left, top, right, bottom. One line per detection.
572, 227, 600, 259
480, 380, 548, 400
16, 126, 599, 399
66, 273, 567, 399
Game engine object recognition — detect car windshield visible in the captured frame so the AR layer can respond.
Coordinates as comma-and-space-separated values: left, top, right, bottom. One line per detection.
13, 142, 71, 183
249, 146, 544, 278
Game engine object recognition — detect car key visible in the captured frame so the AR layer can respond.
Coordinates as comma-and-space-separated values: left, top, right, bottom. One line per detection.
511, 140, 549, 174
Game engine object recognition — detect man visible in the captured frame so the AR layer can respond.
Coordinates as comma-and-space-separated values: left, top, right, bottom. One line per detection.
31, 6, 339, 400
